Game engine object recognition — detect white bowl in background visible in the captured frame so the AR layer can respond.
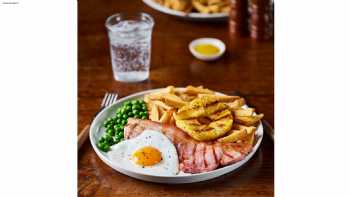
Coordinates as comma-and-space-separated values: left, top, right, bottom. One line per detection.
189, 38, 226, 61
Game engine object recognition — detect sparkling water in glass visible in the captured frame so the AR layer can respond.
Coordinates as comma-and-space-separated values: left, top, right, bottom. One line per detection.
105, 13, 154, 82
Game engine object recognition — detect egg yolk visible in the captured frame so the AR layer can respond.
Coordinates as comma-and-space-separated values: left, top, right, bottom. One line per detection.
132, 146, 162, 167
194, 44, 220, 56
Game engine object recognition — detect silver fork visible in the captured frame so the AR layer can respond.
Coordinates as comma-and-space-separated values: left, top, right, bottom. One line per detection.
78, 92, 118, 150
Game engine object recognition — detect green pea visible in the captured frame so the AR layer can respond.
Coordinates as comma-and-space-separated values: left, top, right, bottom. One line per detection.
132, 104, 140, 110
116, 118, 121, 124
128, 112, 133, 117
105, 136, 114, 145
122, 114, 128, 119
106, 128, 114, 135
141, 105, 147, 111
132, 109, 138, 115
131, 100, 137, 105
117, 126, 123, 132
142, 115, 148, 119
116, 132, 123, 140
102, 143, 110, 152
125, 105, 132, 111
106, 124, 113, 129
99, 136, 106, 143
121, 119, 127, 125
97, 142, 104, 150
114, 137, 121, 144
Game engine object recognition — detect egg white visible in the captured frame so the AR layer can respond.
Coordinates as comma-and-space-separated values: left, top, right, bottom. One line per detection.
107, 129, 179, 176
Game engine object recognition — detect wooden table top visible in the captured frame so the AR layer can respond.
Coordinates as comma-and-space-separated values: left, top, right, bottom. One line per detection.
78, 0, 274, 196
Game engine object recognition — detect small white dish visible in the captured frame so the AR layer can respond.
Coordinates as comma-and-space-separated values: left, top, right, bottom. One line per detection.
189, 38, 226, 61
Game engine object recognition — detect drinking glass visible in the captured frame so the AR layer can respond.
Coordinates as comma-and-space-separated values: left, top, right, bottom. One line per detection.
105, 13, 154, 82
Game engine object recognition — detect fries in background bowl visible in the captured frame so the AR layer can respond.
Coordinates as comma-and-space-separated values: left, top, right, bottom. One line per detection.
153, 0, 230, 14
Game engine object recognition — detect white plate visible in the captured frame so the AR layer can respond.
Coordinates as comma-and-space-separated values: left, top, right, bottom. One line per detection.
142, 0, 228, 21
90, 88, 263, 184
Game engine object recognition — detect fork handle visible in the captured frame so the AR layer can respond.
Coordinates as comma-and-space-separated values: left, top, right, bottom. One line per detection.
78, 124, 90, 150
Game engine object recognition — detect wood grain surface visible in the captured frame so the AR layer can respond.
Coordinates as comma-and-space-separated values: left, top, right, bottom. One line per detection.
78, 0, 274, 196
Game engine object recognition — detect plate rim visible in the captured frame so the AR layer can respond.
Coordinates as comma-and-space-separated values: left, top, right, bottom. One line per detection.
89, 88, 263, 182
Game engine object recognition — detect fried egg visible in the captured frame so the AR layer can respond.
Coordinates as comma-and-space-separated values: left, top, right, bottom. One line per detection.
107, 130, 179, 176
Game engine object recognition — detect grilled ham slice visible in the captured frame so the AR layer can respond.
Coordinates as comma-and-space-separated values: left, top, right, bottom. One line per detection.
124, 118, 253, 174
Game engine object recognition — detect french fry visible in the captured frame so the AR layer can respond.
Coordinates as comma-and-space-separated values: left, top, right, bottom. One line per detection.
146, 92, 164, 100
208, 0, 222, 5
208, 5, 220, 13
225, 98, 246, 111
164, 85, 176, 94
217, 129, 249, 143
164, 0, 171, 8
245, 131, 255, 145
178, 93, 196, 102
169, 112, 176, 125
161, 93, 187, 108
192, 0, 210, 13
152, 100, 172, 110
235, 114, 264, 126
233, 108, 255, 117
233, 124, 256, 134
160, 110, 173, 123
184, 85, 214, 95
198, 94, 240, 102
158, 105, 166, 115
220, 5, 230, 13
149, 103, 160, 121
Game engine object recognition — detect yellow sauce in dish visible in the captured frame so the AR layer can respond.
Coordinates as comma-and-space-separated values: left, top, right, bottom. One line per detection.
194, 44, 220, 56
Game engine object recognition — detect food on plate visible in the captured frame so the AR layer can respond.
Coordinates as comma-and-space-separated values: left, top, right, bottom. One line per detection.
233, 108, 255, 116
164, 0, 192, 12
97, 100, 148, 152
217, 126, 256, 143
153, 0, 230, 14
124, 118, 253, 173
225, 98, 246, 111
97, 85, 264, 175
235, 114, 264, 126
107, 130, 179, 175
174, 96, 234, 141
197, 93, 240, 102
143, 85, 263, 142
144, 85, 217, 124
184, 85, 214, 95
192, 0, 229, 14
